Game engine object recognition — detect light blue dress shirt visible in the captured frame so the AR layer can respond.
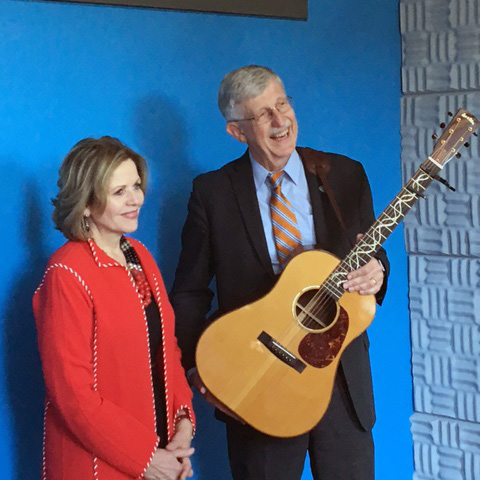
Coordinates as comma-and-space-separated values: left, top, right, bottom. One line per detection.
250, 150, 317, 273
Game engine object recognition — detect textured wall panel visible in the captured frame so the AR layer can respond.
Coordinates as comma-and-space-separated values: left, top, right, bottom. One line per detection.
412, 414, 480, 479
409, 287, 480, 324
450, 1, 480, 28
401, 0, 480, 478
404, 227, 480, 255
402, 1, 480, 93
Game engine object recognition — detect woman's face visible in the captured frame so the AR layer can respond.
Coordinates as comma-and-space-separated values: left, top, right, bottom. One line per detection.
86, 159, 144, 242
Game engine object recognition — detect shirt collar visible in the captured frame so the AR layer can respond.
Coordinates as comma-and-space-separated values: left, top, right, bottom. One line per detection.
249, 149, 302, 192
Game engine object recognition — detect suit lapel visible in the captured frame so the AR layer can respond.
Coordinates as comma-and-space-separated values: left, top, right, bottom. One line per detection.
229, 152, 275, 277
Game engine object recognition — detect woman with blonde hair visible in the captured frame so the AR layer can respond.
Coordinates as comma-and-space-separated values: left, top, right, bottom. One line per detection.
33, 136, 195, 480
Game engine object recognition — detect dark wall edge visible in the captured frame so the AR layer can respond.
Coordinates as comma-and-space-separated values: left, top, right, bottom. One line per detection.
51, 0, 308, 19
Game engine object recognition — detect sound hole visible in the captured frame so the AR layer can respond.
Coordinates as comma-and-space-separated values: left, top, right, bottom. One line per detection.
294, 288, 338, 332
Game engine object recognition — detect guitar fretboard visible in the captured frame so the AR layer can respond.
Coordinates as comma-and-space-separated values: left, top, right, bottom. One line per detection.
314, 107, 479, 306
322, 164, 436, 301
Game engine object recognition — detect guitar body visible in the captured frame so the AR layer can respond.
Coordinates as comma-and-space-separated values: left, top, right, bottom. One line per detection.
196, 249, 376, 438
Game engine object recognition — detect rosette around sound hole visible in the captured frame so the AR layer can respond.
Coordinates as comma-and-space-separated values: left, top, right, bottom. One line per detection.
294, 287, 339, 332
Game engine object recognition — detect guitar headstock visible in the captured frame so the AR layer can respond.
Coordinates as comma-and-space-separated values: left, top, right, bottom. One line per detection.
429, 109, 480, 170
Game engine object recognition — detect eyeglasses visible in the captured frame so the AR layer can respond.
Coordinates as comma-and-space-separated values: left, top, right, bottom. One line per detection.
229, 96, 294, 125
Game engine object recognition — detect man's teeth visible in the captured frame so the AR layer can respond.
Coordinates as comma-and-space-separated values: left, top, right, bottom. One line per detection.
271, 129, 288, 139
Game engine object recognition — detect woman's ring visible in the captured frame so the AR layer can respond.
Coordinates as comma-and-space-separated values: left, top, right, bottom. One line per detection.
371, 278, 377, 286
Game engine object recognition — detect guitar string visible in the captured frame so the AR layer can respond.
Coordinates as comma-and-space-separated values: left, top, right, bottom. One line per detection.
301, 146, 467, 329
282, 147, 461, 335
300, 191, 421, 329
299, 194, 417, 329
301, 162, 438, 329
273, 123, 474, 345
296, 164, 435, 330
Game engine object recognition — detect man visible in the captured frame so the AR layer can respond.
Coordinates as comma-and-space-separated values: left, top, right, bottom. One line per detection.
170, 65, 389, 480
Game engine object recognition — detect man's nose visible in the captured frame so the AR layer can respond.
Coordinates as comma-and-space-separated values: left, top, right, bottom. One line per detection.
270, 108, 286, 125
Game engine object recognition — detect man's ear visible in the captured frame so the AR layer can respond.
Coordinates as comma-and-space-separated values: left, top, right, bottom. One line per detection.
226, 122, 247, 144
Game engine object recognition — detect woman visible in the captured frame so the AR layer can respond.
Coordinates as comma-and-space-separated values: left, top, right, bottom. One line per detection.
33, 137, 195, 480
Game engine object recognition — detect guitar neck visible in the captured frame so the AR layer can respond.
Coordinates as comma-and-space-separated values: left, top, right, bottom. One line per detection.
319, 108, 479, 301
324, 160, 438, 301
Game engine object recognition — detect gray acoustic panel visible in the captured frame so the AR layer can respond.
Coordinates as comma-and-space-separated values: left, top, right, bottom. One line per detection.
411, 412, 480, 480
401, 0, 480, 93
401, 0, 480, 478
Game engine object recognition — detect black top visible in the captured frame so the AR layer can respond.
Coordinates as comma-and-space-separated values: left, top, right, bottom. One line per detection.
145, 299, 168, 447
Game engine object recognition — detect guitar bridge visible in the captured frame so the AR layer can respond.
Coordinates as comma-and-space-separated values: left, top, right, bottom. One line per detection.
257, 331, 306, 373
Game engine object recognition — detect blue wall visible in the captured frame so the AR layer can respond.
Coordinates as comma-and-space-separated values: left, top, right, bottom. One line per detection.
0, 1, 411, 478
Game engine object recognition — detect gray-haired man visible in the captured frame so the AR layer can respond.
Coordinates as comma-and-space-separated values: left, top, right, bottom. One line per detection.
171, 65, 388, 479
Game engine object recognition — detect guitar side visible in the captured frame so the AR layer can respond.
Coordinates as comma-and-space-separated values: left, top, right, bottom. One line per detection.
196, 249, 376, 438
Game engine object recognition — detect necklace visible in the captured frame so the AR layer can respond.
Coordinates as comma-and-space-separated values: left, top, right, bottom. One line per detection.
120, 237, 152, 308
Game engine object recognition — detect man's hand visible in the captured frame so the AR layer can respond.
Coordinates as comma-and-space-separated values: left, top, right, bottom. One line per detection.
342, 234, 385, 295
189, 370, 244, 423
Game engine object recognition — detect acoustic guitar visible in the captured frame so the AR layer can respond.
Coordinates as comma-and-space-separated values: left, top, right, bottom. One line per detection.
196, 109, 479, 437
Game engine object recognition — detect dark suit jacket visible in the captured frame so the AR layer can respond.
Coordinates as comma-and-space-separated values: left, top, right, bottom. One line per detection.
170, 148, 389, 432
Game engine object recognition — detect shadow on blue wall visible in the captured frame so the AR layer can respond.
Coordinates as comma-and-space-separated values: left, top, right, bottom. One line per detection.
5, 182, 47, 479
133, 97, 231, 479
190, 395, 231, 480
133, 95, 199, 281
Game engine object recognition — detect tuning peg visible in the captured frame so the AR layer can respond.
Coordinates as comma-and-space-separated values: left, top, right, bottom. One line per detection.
447, 111, 453, 116
432, 133, 438, 140
465, 142, 470, 148
456, 152, 462, 158
440, 122, 446, 128
474, 132, 478, 137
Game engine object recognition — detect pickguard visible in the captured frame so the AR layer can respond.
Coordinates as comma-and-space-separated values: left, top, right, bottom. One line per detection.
298, 306, 349, 368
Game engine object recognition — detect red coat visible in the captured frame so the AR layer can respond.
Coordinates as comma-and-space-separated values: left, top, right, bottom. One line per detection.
33, 238, 195, 480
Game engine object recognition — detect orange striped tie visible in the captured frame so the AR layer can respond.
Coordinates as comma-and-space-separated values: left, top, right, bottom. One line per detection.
268, 171, 302, 263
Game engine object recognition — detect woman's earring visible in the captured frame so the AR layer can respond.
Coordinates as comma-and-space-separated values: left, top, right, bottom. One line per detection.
83, 215, 90, 232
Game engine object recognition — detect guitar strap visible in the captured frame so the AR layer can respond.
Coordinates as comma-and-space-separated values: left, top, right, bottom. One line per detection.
298, 147, 348, 235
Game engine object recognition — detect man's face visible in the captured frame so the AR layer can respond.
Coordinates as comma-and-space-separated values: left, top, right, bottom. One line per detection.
227, 79, 298, 171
